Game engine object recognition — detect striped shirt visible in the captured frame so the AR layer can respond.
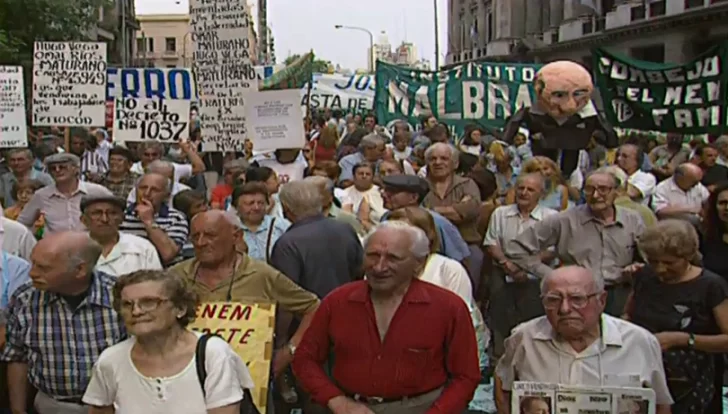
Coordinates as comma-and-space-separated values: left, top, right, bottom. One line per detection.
119, 204, 189, 265
80, 150, 108, 180
0, 271, 126, 399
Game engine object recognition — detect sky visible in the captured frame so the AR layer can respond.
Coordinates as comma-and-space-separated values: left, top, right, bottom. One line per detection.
135, 0, 450, 70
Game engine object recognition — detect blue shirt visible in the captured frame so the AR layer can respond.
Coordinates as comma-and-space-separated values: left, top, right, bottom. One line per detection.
381, 209, 470, 262
0, 252, 31, 310
242, 215, 291, 262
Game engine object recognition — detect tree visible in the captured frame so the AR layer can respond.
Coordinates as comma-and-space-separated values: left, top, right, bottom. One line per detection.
284, 54, 331, 73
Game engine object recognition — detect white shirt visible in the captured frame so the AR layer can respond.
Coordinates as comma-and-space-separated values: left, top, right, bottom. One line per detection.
496, 314, 673, 405
131, 162, 193, 184
387, 144, 412, 162
651, 177, 710, 214
83, 334, 255, 414
420, 254, 473, 305
627, 170, 657, 205
251, 154, 307, 184
95, 233, 162, 277
340, 185, 385, 223
127, 182, 192, 207
0, 217, 36, 261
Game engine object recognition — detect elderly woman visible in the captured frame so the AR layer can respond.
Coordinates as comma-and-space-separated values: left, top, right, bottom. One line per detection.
421, 142, 484, 294
626, 220, 728, 414
83, 269, 254, 413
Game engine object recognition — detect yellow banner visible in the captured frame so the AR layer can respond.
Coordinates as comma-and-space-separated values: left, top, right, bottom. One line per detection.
189, 302, 276, 413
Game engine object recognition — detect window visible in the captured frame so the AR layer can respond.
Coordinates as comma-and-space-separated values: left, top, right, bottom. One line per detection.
165, 37, 176, 52
147, 38, 154, 53
631, 44, 665, 63
166, 65, 177, 68
486, 10, 493, 42
136, 38, 145, 53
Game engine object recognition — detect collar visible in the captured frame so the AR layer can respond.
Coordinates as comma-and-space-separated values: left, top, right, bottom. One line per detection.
577, 205, 626, 226
99, 233, 149, 256
347, 279, 431, 304
50, 180, 87, 198
187, 252, 255, 283
532, 314, 623, 348
290, 214, 325, 229
126, 202, 170, 218
242, 214, 275, 233
41, 270, 114, 308
504, 204, 546, 220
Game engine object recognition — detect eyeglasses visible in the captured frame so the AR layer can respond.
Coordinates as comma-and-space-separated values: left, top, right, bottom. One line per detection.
541, 293, 598, 310
583, 185, 614, 195
120, 297, 170, 313
86, 210, 123, 220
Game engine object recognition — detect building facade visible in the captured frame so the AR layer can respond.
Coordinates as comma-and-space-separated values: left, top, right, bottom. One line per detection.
87, 0, 138, 65
446, 0, 728, 67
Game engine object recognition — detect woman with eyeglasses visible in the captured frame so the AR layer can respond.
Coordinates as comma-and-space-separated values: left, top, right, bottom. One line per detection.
624, 220, 728, 414
83, 269, 254, 414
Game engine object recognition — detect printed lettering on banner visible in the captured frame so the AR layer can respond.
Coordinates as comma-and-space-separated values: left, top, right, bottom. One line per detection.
245, 89, 305, 152
0, 66, 28, 148
512, 382, 656, 414
32, 41, 107, 127
189, 0, 256, 152
189, 302, 275, 414
113, 97, 190, 142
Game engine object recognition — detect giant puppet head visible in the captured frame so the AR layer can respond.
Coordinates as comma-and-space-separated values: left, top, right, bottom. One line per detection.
533, 61, 594, 122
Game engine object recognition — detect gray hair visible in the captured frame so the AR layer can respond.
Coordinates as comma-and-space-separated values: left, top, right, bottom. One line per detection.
278, 180, 323, 218
303, 175, 334, 194
67, 236, 103, 276
715, 135, 728, 148
515, 173, 546, 194
424, 143, 459, 168
7, 148, 33, 159
146, 160, 174, 176
363, 221, 430, 259
596, 166, 628, 189
540, 266, 605, 295
139, 172, 171, 193
359, 133, 385, 151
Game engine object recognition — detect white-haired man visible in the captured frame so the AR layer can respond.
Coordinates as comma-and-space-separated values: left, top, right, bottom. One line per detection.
293, 221, 480, 414
126, 160, 191, 205
494, 266, 672, 414
338, 133, 386, 187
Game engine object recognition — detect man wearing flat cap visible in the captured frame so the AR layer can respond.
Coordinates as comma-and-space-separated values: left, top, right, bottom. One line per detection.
17, 153, 112, 234
380, 174, 470, 263
80, 194, 161, 277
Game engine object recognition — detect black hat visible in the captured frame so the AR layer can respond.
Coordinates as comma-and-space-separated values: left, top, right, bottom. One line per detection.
80, 194, 128, 212
381, 174, 430, 197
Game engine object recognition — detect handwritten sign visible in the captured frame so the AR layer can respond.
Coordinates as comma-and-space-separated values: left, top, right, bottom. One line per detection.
190, 0, 256, 152
189, 302, 275, 414
113, 97, 190, 142
0, 67, 28, 148
512, 382, 656, 414
245, 89, 305, 152
32, 42, 107, 127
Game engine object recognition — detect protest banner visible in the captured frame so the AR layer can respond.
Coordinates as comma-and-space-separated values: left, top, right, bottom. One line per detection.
512, 382, 656, 414
302, 73, 374, 112
0, 66, 28, 148
375, 60, 542, 137
189, 302, 276, 414
245, 89, 305, 152
113, 97, 190, 142
593, 45, 728, 135
32, 41, 107, 127
190, 0, 256, 152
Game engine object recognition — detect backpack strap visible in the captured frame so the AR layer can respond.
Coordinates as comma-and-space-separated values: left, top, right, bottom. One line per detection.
195, 333, 213, 399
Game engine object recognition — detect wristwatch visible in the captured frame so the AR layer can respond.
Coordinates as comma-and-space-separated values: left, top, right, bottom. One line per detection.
688, 333, 696, 348
287, 342, 297, 356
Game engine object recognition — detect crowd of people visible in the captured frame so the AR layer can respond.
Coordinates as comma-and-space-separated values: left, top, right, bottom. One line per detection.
0, 108, 727, 413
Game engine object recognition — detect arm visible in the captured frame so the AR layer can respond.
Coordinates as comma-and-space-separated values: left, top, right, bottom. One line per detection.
559, 185, 569, 211
269, 240, 303, 286
179, 140, 206, 175
494, 376, 511, 414
506, 217, 562, 279
494, 330, 521, 414
88, 407, 115, 414
434, 180, 481, 224
16, 193, 42, 229
2, 291, 29, 414
7, 363, 28, 414
144, 223, 182, 264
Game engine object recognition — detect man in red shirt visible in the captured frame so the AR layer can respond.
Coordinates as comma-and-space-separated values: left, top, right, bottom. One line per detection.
292, 221, 480, 414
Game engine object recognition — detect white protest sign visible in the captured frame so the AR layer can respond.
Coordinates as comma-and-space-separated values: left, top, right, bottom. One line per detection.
303, 73, 374, 112
31, 42, 107, 127
190, 0, 256, 152
113, 97, 190, 142
512, 382, 656, 414
0, 66, 28, 148
245, 89, 305, 152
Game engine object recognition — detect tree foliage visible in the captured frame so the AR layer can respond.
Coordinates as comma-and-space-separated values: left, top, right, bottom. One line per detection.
284, 54, 331, 73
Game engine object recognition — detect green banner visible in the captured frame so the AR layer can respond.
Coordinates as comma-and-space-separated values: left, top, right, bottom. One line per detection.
374, 61, 542, 137
259, 51, 314, 91
593, 46, 728, 135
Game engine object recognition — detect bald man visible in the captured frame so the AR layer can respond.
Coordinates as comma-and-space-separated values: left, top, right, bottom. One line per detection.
652, 163, 709, 223
0, 232, 126, 414
126, 161, 192, 206
495, 266, 672, 414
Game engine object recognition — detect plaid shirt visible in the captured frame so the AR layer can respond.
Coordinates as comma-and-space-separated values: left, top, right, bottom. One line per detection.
100, 172, 140, 200
0, 271, 127, 399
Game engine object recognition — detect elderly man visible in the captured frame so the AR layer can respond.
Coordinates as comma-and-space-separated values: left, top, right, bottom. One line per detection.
17, 153, 113, 234
126, 160, 191, 205
170, 210, 320, 381
130, 140, 205, 182
381, 174, 470, 263
1, 232, 126, 414
271, 180, 363, 298
119, 173, 189, 265
616, 144, 656, 205
495, 266, 672, 414
80, 194, 161, 276
97, 146, 140, 199
0, 148, 53, 206
508, 169, 645, 315
211, 158, 249, 209
233, 182, 290, 262
649, 133, 690, 181
303, 176, 362, 235
651, 163, 709, 225
338, 133, 385, 187
421, 143, 483, 292
293, 221, 480, 414
483, 173, 558, 358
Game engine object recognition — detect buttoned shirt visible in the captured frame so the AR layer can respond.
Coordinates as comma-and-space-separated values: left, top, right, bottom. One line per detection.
651, 177, 710, 214
242, 215, 291, 262
0, 170, 54, 207
94, 233, 163, 277
292, 279, 480, 412
508, 205, 645, 284
422, 175, 482, 244
16, 181, 113, 234
0, 271, 127, 399
496, 314, 673, 405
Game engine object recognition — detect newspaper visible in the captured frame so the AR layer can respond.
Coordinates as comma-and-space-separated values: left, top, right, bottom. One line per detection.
512, 382, 655, 414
